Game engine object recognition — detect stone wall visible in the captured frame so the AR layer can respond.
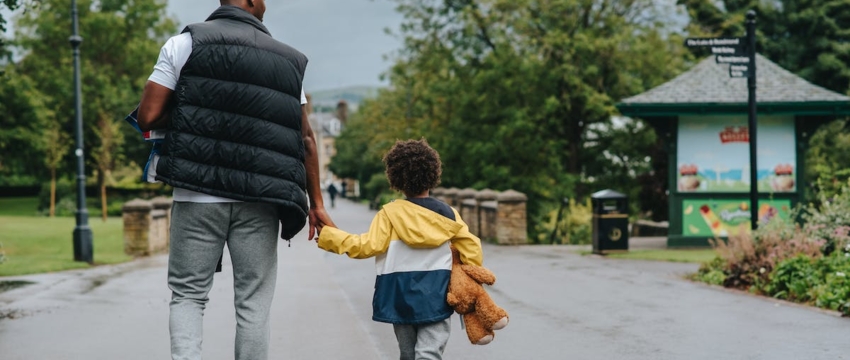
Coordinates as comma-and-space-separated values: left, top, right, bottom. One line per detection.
458, 188, 477, 232
432, 187, 527, 245
495, 190, 528, 245
123, 198, 173, 256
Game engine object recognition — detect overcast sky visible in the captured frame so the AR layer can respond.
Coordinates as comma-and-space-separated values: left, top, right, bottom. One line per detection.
166, 0, 404, 92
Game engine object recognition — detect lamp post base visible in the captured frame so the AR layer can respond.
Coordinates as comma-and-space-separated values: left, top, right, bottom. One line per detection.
73, 225, 93, 263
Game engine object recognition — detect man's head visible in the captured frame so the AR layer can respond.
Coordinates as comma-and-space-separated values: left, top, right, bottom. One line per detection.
383, 138, 442, 197
221, 0, 266, 21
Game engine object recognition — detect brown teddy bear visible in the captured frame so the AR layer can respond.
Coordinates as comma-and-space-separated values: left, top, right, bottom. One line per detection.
447, 245, 509, 345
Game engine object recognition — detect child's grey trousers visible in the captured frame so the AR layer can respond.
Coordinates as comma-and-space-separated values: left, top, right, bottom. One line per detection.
393, 317, 452, 360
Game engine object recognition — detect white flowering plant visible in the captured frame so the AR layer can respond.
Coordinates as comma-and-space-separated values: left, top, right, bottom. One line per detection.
799, 179, 850, 255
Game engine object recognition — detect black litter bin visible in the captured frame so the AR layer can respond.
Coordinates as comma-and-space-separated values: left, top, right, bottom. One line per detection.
591, 189, 629, 254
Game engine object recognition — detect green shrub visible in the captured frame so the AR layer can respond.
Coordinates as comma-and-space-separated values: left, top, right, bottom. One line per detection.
762, 255, 820, 301
710, 227, 824, 290
37, 178, 74, 213
53, 196, 78, 217
534, 198, 592, 245
811, 253, 850, 315
0, 174, 39, 186
761, 253, 850, 316
691, 256, 726, 286
105, 201, 125, 217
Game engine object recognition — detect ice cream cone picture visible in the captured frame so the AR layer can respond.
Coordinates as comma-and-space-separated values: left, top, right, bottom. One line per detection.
771, 164, 794, 192
678, 164, 700, 191
699, 205, 726, 237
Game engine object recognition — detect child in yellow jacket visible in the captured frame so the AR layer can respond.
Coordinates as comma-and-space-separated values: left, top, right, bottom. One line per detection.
317, 138, 483, 360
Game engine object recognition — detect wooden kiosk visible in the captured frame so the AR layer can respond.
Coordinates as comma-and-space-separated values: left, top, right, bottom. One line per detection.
617, 55, 850, 247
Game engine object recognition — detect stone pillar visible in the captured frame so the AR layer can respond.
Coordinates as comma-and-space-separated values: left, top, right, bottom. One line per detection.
457, 188, 478, 234
123, 199, 153, 256
496, 190, 528, 245
479, 192, 499, 242
123, 198, 171, 256
475, 189, 498, 238
151, 197, 173, 247
443, 187, 460, 208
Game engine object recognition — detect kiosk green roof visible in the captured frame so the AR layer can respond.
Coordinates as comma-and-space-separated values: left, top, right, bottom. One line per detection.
617, 55, 850, 117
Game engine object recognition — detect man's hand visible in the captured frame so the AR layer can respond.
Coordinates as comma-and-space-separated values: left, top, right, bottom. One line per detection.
308, 207, 336, 241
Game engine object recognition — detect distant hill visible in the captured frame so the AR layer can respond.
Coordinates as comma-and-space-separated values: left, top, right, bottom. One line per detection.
308, 86, 381, 111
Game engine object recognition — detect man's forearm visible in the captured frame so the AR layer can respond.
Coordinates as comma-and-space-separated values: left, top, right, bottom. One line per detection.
138, 80, 174, 131
302, 111, 324, 209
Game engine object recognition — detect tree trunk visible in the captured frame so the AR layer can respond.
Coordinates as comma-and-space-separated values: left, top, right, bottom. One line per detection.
98, 170, 107, 222
101, 184, 107, 222
49, 168, 56, 217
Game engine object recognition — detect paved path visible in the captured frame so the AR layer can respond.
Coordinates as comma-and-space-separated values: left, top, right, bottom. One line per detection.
1, 198, 847, 360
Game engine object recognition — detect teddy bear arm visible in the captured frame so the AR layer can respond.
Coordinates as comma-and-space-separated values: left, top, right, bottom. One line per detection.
461, 264, 496, 285
448, 290, 476, 314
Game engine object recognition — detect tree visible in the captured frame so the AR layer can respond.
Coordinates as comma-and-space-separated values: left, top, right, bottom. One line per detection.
679, 0, 850, 94
42, 119, 70, 217
9, 0, 176, 187
1, 0, 40, 61
332, 0, 689, 240
92, 112, 123, 221
0, 68, 52, 185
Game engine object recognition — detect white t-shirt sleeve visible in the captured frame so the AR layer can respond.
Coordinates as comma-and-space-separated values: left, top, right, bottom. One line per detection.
148, 33, 193, 90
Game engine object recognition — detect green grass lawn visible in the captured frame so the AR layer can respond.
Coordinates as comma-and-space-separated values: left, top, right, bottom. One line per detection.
0, 198, 132, 276
585, 249, 718, 263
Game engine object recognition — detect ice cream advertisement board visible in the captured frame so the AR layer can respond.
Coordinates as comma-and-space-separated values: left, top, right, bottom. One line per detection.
677, 115, 796, 193
682, 199, 792, 237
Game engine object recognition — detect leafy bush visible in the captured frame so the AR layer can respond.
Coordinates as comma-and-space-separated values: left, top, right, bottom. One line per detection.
106, 201, 125, 217
362, 173, 395, 209
37, 177, 74, 213
53, 197, 78, 217
534, 198, 592, 244
710, 224, 824, 289
761, 253, 850, 316
691, 181, 850, 315
761, 255, 820, 301
690, 256, 726, 286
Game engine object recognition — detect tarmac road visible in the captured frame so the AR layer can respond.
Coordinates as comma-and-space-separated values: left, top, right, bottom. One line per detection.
1, 198, 847, 360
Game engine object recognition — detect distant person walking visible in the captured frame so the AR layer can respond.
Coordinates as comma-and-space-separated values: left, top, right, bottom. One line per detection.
316, 139, 484, 360
328, 182, 338, 208
341, 180, 347, 198
136, 1, 334, 359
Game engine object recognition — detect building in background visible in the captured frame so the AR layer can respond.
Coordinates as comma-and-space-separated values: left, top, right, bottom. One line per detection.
306, 95, 344, 185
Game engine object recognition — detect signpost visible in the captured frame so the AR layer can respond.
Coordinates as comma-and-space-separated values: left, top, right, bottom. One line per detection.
684, 10, 759, 230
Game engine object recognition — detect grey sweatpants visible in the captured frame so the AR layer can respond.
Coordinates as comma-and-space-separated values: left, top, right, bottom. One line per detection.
393, 318, 451, 360
168, 202, 279, 360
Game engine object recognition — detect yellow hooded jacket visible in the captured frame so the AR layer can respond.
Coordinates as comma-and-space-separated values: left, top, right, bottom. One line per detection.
318, 199, 483, 324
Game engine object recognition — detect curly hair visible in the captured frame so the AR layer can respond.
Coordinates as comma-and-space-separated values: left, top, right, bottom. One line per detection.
383, 138, 442, 197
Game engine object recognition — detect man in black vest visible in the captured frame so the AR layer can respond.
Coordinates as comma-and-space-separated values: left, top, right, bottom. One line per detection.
137, 1, 334, 359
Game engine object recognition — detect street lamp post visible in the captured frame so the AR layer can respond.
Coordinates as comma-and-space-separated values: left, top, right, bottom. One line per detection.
746, 10, 758, 231
70, 0, 93, 263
